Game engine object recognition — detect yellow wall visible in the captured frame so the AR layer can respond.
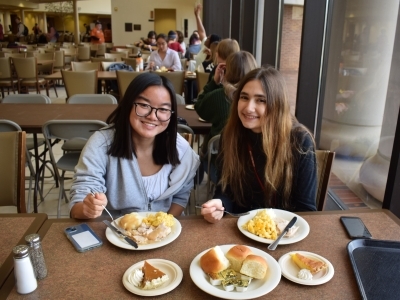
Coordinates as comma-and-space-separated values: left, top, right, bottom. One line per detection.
154, 9, 176, 37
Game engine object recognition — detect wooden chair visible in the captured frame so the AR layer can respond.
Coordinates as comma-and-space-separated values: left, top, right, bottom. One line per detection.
11, 57, 50, 96
71, 61, 100, 71
156, 71, 185, 95
61, 70, 98, 99
53, 50, 66, 71
77, 46, 90, 61
196, 70, 210, 95
0, 57, 18, 98
315, 150, 335, 211
4, 52, 27, 58
122, 57, 137, 70
116, 70, 141, 99
0, 131, 26, 213
95, 43, 106, 57
91, 57, 116, 63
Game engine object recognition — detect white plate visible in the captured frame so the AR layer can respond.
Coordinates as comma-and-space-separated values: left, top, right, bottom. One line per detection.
237, 209, 310, 245
189, 244, 281, 300
278, 251, 334, 285
185, 104, 195, 110
198, 117, 207, 122
123, 259, 183, 296
105, 213, 182, 250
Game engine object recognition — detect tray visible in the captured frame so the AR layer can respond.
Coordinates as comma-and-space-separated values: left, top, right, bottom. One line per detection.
347, 239, 400, 300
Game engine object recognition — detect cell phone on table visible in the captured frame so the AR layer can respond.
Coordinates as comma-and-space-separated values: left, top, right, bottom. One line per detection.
340, 216, 372, 239
64, 223, 103, 252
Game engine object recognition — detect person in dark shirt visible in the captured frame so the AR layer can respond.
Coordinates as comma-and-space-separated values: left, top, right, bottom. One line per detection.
200, 67, 317, 223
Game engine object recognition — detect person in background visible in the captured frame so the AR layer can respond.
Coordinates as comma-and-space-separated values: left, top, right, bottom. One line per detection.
146, 33, 182, 71
193, 4, 221, 70
176, 30, 186, 56
195, 51, 258, 184
134, 31, 157, 51
206, 38, 240, 80
167, 30, 184, 55
201, 67, 317, 223
32, 23, 41, 35
201, 41, 219, 73
185, 33, 202, 60
69, 73, 199, 219
90, 21, 104, 44
104, 23, 112, 43
0, 20, 3, 42
47, 26, 58, 43
15, 17, 24, 37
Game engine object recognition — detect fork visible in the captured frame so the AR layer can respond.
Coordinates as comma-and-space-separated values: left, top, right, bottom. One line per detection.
90, 190, 113, 221
195, 206, 249, 217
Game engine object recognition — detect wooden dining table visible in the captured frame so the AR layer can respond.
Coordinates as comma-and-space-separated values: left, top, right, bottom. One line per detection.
0, 104, 210, 135
1, 209, 399, 299
0, 213, 48, 293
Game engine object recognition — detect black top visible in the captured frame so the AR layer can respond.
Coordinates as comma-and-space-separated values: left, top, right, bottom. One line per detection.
213, 129, 317, 213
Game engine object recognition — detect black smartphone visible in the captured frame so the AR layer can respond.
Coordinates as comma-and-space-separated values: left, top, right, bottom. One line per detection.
64, 224, 103, 252
340, 216, 372, 239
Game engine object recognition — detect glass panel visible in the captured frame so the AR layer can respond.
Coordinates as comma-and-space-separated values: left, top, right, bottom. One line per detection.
320, 0, 400, 208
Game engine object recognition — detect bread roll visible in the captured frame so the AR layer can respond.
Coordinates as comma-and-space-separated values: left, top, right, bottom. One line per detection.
225, 245, 253, 272
200, 246, 230, 274
240, 255, 268, 279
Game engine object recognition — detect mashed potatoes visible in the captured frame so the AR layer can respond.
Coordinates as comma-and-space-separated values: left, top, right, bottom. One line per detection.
242, 210, 277, 240
142, 212, 175, 227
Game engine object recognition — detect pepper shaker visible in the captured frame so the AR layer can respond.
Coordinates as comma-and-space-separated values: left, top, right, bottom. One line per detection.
13, 245, 38, 294
25, 234, 48, 280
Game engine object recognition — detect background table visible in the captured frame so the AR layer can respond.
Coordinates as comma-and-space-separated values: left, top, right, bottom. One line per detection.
0, 214, 47, 293
2, 209, 400, 299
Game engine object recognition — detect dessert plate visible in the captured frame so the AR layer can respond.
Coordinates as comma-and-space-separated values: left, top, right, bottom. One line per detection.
190, 244, 281, 299
237, 209, 309, 245
278, 251, 334, 285
123, 259, 183, 296
185, 104, 195, 110
198, 117, 207, 122
105, 212, 182, 250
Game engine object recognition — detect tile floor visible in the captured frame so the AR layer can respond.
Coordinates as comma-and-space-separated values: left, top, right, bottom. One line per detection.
0, 86, 209, 217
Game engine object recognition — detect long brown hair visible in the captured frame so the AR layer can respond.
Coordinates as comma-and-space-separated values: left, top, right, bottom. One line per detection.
219, 67, 314, 209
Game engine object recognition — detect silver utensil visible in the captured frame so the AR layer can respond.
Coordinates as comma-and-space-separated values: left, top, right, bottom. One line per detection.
103, 220, 138, 248
268, 216, 297, 250
90, 191, 113, 221
195, 205, 250, 217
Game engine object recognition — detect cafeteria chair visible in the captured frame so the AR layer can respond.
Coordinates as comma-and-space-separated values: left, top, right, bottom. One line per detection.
206, 134, 221, 198
105, 42, 113, 53
95, 43, 106, 57
11, 57, 50, 96
0, 120, 39, 213
122, 57, 137, 70
91, 57, 116, 63
0, 57, 18, 98
175, 94, 185, 105
4, 52, 27, 58
77, 46, 91, 61
315, 150, 335, 211
0, 131, 27, 213
196, 70, 210, 96
34, 52, 58, 97
42, 120, 108, 218
116, 70, 141, 99
156, 71, 185, 95
61, 69, 98, 99
67, 94, 118, 104
180, 58, 187, 71
105, 53, 124, 62
53, 50, 66, 72
71, 61, 100, 71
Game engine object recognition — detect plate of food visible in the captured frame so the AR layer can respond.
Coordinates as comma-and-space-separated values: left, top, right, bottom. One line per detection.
198, 117, 207, 122
105, 212, 182, 250
123, 259, 183, 296
185, 104, 195, 110
190, 244, 281, 299
278, 251, 334, 285
237, 209, 309, 245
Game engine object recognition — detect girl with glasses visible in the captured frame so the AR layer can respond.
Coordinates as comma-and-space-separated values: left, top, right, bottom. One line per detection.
200, 67, 317, 223
70, 73, 199, 219
146, 33, 182, 71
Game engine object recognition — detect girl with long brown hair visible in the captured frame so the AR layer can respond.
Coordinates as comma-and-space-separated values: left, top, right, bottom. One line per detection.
201, 67, 317, 223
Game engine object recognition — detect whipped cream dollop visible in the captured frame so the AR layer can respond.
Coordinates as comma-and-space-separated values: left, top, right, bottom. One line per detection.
142, 275, 169, 290
128, 268, 144, 287
298, 269, 313, 280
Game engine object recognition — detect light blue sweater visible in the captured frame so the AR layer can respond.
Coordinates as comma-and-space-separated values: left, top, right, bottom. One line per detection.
69, 128, 199, 217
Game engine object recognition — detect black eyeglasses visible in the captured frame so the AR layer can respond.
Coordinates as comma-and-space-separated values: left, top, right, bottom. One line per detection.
133, 103, 174, 122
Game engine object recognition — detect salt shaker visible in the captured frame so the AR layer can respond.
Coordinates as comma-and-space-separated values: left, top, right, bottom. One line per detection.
25, 234, 48, 280
13, 245, 38, 294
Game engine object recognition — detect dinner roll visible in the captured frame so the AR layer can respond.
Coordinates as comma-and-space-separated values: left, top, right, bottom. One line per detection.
225, 245, 253, 272
240, 255, 268, 279
200, 246, 230, 274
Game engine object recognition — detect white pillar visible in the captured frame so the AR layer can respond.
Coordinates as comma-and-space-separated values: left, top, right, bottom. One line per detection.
43, 12, 47, 33
255, 0, 265, 66
20, 10, 25, 24
4, 11, 10, 33
73, 0, 79, 44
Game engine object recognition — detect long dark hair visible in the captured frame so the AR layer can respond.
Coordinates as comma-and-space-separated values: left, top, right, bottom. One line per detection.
106, 72, 180, 166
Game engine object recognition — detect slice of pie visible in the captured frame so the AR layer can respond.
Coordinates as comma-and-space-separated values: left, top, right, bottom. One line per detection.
141, 261, 169, 289
290, 253, 327, 274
